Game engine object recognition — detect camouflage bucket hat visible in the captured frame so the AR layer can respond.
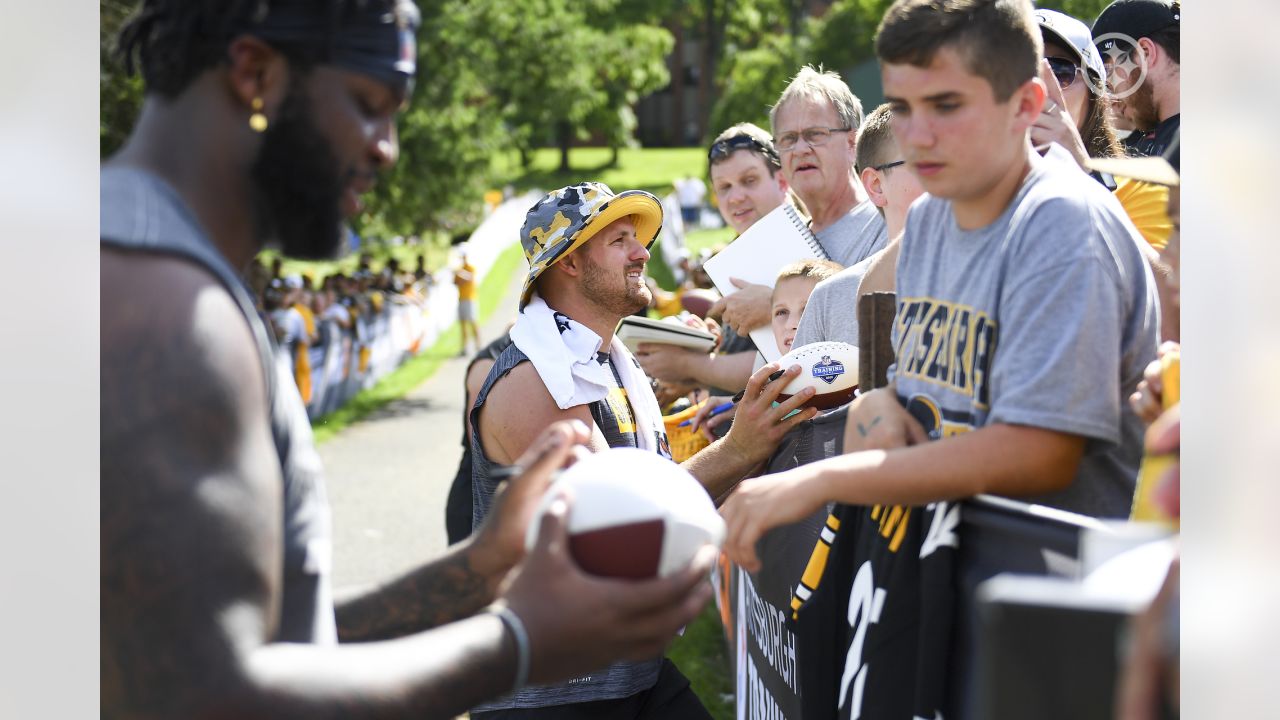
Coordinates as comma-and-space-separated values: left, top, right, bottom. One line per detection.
519, 182, 663, 308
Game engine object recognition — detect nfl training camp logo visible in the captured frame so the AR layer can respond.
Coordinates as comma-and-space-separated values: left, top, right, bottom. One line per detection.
811, 355, 845, 385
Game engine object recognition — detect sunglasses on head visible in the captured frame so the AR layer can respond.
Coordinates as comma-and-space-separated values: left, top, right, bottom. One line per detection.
708, 135, 780, 165
1045, 56, 1083, 89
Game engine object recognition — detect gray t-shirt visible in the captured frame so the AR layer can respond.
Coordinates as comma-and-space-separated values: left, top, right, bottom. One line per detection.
793, 255, 874, 349
813, 198, 888, 267
889, 151, 1159, 518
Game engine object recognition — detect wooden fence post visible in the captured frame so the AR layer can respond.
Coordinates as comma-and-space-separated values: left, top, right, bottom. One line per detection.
857, 291, 897, 390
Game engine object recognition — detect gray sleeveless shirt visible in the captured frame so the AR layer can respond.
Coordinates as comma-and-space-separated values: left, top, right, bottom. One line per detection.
101, 167, 337, 644
468, 342, 660, 710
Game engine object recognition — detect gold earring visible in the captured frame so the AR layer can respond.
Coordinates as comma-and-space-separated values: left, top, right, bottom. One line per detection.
249, 97, 268, 133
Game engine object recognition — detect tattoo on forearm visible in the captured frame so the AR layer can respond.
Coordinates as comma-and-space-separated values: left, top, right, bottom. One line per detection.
857, 416, 883, 438
336, 546, 492, 642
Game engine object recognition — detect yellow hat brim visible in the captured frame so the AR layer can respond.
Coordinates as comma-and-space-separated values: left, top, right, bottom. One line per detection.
520, 193, 664, 307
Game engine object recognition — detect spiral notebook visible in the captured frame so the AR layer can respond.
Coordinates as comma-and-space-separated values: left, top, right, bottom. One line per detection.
702, 203, 828, 362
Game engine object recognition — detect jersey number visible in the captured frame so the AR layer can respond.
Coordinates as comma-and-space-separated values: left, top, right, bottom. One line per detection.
838, 560, 886, 718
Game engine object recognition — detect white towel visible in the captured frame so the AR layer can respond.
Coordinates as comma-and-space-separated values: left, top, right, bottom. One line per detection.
511, 294, 668, 454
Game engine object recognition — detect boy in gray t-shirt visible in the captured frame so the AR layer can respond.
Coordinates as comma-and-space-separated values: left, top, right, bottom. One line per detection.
718, 0, 1161, 570
891, 147, 1157, 516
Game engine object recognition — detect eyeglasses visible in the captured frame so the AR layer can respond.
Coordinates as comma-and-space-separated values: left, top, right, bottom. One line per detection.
873, 160, 905, 172
1045, 56, 1083, 89
708, 135, 780, 165
775, 126, 851, 152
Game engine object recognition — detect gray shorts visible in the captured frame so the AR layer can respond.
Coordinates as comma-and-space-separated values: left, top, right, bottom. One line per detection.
458, 299, 477, 322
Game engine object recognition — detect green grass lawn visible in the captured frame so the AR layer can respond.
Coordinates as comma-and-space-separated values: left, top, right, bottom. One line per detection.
492, 146, 707, 199
668, 603, 735, 719
310, 241, 523, 444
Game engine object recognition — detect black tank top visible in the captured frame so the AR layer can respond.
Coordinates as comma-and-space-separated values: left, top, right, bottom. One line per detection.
446, 333, 514, 546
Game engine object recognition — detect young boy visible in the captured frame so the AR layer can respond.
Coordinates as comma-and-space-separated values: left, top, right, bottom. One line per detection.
771, 259, 844, 354
721, 0, 1159, 570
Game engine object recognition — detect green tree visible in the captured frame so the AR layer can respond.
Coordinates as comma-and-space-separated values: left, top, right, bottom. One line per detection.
708, 32, 806, 135
688, 0, 801, 142
100, 0, 679, 238
361, 0, 506, 239
581, 23, 675, 167
808, 0, 895, 76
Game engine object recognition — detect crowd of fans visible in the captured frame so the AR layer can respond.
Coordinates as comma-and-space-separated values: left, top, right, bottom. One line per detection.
612, 1, 1180, 717
245, 251, 438, 415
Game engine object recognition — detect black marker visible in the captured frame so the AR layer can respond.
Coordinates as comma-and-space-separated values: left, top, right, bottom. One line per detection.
731, 368, 786, 403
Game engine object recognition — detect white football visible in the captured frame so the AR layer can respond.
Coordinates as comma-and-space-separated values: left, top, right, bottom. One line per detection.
524, 447, 725, 578
776, 341, 859, 410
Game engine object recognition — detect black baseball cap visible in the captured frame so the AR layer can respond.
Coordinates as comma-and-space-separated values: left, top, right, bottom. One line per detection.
1092, 0, 1180, 52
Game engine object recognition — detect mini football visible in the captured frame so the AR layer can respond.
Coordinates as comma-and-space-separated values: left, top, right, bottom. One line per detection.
524, 447, 725, 579
776, 341, 859, 410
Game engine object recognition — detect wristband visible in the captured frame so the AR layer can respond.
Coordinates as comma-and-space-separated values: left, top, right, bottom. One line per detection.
490, 606, 530, 691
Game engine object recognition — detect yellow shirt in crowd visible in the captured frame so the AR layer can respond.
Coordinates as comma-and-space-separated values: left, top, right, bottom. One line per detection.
291, 302, 315, 404
455, 261, 477, 301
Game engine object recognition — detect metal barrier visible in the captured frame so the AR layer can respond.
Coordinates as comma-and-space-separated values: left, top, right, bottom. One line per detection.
278, 298, 433, 421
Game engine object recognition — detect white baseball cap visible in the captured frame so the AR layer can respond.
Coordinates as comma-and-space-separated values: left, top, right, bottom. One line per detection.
1036, 9, 1107, 83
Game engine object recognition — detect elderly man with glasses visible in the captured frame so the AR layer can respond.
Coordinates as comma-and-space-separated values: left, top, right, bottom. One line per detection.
708, 66, 887, 343
770, 66, 888, 267
792, 103, 925, 350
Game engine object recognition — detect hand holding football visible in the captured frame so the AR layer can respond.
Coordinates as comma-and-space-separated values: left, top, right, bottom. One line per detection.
776, 341, 859, 410
524, 448, 725, 579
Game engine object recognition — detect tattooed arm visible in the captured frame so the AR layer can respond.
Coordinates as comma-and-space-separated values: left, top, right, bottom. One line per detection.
333, 500, 521, 639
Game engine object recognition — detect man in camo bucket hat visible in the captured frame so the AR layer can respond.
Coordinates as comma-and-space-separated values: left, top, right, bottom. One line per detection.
471, 181, 724, 716
519, 182, 664, 309
469, 179, 820, 719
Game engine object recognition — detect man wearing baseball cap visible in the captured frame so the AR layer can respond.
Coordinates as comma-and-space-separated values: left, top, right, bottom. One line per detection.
101, 3, 716, 717
470, 182, 819, 717
1092, 0, 1181, 157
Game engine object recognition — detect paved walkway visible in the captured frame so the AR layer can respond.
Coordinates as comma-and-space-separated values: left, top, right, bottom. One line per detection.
321, 268, 522, 593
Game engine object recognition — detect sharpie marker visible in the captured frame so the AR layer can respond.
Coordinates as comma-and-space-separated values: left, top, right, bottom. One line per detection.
678, 402, 735, 427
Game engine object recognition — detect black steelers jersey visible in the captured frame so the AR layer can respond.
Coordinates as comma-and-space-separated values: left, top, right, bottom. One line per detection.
790, 500, 960, 720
